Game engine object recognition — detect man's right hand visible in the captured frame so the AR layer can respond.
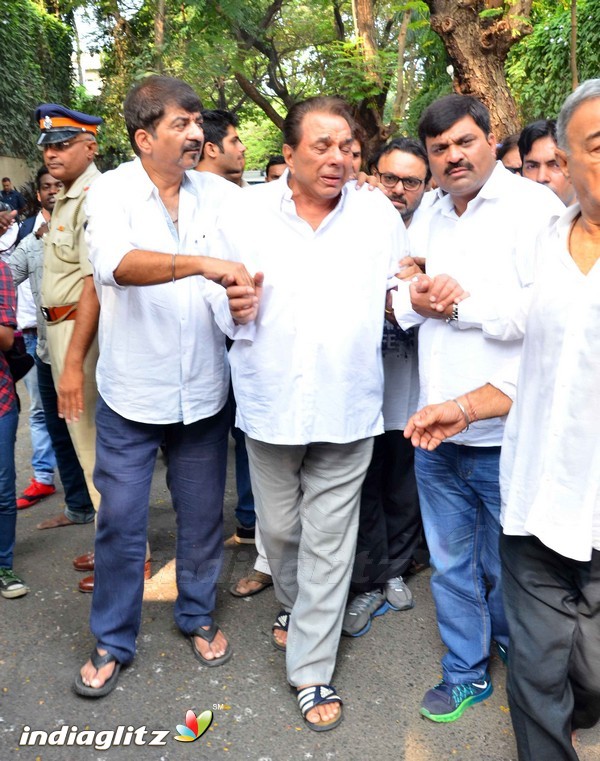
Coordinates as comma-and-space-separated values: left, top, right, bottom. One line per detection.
410, 273, 469, 318
200, 257, 255, 287
0, 210, 16, 233
404, 400, 467, 450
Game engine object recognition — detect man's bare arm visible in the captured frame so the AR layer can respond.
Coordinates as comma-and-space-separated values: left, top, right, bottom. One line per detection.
0, 325, 14, 351
58, 276, 100, 423
404, 383, 513, 451
113, 250, 254, 288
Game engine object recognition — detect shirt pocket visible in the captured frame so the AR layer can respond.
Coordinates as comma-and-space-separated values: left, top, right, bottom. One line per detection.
49, 228, 77, 264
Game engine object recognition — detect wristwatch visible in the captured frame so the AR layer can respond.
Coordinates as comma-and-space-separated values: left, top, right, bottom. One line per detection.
445, 303, 459, 324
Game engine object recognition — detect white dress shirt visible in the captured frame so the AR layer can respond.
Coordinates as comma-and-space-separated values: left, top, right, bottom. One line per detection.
210, 174, 407, 445
16, 211, 44, 331
500, 203, 600, 561
86, 158, 239, 425
381, 218, 430, 431
393, 162, 564, 446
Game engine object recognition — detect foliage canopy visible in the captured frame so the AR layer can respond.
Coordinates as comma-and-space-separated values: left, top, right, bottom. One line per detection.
0, 0, 73, 165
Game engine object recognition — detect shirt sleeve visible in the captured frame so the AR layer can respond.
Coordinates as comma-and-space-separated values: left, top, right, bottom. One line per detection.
454, 193, 564, 341
391, 280, 426, 330
0, 260, 17, 328
7, 236, 31, 287
85, 176, 138, 288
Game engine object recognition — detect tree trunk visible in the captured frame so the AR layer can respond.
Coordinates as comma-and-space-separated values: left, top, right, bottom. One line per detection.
425, 0, 533, 136
392, 9, 412, 122
570, 0, 578, 91
351, 0, 383, 88
154, 0, 165, 73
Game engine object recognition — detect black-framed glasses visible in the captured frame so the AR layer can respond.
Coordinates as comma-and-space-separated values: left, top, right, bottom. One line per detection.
376, 172, 424, 190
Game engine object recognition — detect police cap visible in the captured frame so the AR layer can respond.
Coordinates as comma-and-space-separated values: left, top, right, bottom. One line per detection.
35, 104, 103, 146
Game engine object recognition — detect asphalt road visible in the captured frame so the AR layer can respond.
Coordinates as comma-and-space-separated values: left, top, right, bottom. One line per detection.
2, 386, 599, 761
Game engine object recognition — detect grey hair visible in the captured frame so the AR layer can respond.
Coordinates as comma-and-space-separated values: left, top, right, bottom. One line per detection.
556, 78, 600, 151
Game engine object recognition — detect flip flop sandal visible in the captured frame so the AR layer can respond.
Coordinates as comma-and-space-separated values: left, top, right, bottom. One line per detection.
229, 570, 273, 597
297, 684, 343, 732
189, 622, 233, 667
73, 648, 122, 698
271, 610, 290, 652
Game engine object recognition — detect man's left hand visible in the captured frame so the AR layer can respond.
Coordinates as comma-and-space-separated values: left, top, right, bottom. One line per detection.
226, 272, 264, 325
58, 365, 85, 423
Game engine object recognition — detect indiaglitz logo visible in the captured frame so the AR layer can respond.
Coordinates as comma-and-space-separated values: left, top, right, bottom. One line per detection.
174, 709, 214, 742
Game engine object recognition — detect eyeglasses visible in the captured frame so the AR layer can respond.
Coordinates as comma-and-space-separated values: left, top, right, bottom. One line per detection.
376, 172, 424, 190
39, 137, 95, 152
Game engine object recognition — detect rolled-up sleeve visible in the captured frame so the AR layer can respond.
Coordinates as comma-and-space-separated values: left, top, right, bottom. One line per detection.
85, 178, 138, 288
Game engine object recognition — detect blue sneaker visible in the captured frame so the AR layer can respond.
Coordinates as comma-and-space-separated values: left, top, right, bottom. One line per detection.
495, 641, 508, 664
420, 675, 493, 722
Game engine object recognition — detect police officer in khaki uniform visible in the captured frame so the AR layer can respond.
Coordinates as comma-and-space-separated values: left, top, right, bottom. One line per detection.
36, 105, 102, 588
36, 105, 152, 592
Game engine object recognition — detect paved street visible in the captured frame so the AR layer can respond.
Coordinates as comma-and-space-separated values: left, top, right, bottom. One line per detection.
2, 387, 599, 761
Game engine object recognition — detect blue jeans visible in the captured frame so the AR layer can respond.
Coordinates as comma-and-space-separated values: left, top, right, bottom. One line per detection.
91, 397, 229, 665
415, 443, 508, 684
22, 333, 56, 485
35, 356, 94, 523
0, 403, 18, 568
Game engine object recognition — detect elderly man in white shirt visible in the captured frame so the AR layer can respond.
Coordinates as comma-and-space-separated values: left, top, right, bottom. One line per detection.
392, 94, 564, 724
218, 96, 408, 732
74, 76, 258, 699
404, 79, 600, 761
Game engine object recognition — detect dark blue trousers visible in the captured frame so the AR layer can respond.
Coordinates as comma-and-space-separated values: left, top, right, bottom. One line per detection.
90, 397, 229, 664
35, 356, 94, 523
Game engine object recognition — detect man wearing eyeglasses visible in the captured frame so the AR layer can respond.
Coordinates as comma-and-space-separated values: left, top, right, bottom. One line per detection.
375, 143, 429, 226
35, 105, 103, 576
342, 138, 431, 638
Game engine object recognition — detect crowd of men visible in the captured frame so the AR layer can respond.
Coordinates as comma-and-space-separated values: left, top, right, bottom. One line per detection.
0, 75, 599, 758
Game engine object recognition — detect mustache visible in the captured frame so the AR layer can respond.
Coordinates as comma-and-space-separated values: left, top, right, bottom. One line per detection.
445, 160, 474, 175
390, 194, 406, 203
183, 142, 202, 152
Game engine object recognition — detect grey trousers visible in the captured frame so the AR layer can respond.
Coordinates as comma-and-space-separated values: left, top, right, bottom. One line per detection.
246, 436, 374, 686
501, 534, 600, 761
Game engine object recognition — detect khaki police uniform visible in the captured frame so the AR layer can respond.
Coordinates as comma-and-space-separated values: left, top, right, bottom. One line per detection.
41, 161, 101, 509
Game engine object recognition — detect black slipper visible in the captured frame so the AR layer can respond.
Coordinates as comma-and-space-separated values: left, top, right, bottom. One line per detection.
189, 622, 232, 667
73, 648, 122, 698
271, 610, 290, 652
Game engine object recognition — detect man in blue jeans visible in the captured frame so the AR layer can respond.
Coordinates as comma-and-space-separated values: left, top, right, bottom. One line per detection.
0, 258, 28, 598
13, 170, 58, 511
391, 94, 564, 722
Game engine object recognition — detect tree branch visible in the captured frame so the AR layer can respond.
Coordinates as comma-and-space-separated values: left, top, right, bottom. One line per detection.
233, 71, 285, 130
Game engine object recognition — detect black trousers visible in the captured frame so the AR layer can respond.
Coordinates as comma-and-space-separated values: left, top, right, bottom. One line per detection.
500, 534, 600, 761
350, 430, 424, 593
